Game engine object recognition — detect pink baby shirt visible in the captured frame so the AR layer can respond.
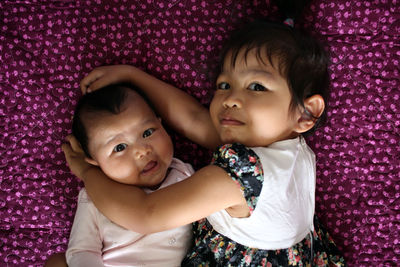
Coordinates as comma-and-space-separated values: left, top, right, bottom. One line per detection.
66, 158, 194, 267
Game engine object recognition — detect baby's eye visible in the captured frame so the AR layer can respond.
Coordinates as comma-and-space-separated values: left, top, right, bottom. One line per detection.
248, 83, 267, 91
217, 82, 230, 90
143, 128, 155, 138
113, 143, 127, 152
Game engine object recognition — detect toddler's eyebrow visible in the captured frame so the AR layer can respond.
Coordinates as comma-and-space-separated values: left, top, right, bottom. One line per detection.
219, 69, 273, 77
245, 69, 273, 77
236, 69, 275, 81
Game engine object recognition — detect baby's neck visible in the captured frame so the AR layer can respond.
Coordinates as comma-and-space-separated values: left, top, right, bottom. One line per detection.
144, 168, 171, 191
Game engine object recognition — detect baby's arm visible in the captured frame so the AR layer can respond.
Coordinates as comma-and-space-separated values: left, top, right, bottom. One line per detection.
80, 65, 221, 150
62, 136, 245, 234
66, 190, 104, 267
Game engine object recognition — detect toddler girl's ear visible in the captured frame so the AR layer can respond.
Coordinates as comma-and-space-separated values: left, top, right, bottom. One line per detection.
294, 94, 325, 133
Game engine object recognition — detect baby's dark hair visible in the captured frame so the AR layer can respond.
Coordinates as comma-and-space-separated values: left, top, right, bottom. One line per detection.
219, 19, 330, 135
72, 83, 154, 158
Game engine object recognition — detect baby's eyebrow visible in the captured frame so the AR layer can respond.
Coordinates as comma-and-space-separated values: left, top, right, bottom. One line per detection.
104, 133, 123, 146
103, 117, 158, 145
141, 117, 158, 125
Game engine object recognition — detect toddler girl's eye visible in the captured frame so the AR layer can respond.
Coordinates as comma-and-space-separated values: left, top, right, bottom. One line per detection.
217, 82, 230, 90
113, 143, 127, 152
248, 83, 266, 91
143, 128, 155, 138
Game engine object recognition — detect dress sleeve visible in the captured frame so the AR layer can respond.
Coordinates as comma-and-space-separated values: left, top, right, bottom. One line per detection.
211, 143, 264, 213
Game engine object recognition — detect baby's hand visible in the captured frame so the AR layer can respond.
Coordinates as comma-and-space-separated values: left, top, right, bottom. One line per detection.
62, 135, 95, 181
80, 65, 135, 94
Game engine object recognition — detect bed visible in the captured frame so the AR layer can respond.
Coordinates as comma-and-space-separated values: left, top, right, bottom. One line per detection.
1, 0, 399, 266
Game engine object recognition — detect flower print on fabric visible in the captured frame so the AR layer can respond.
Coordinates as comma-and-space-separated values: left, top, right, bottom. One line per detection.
182, 144, 347, 267
182, 217, 347, 266
211, 143, 264, 214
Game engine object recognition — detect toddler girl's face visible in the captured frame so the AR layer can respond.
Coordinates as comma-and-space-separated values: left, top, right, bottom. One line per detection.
84, 91, 174, 189
210, 49, 301, 147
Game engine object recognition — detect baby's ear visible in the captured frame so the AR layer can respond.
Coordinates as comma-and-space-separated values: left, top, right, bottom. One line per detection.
294, 94, 325, 133
85, 157, 99, 166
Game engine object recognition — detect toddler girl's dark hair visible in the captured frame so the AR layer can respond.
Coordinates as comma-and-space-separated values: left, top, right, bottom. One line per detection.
72, 83, 155, 158
219, 0, 330, 135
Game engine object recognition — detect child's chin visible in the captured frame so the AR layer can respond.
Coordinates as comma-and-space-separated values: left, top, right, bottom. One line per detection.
146, 173, 168, 191
146, 179, 164, 191
221, 136, 238, 145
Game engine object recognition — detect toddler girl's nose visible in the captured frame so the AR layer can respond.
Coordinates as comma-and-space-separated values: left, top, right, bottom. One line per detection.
223, 92, 242, 108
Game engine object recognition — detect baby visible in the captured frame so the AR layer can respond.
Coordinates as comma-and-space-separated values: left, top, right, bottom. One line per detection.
47, 83, 193, 266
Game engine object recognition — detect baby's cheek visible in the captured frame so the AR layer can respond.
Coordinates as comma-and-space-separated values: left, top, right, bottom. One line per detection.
107, 163, 137, 183
159, 134, 174, 159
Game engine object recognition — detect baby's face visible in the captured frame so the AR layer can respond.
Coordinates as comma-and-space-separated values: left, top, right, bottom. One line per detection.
84, 91, 173, 188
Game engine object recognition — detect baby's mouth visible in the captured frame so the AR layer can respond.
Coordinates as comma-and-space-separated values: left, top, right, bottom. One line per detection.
141, 160, 159, 175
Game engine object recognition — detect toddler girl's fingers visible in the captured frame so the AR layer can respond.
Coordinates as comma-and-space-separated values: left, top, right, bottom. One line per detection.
86, 78, 112, 93
61, 143, 72, 155
80, 75, 93, 93
80, 70, 104, 93
80, 81, 89, 94
80, 77, 97, 94
66, 135, 83, 152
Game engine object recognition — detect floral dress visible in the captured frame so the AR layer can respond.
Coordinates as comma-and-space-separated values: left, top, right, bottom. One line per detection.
182, 143, 347, 267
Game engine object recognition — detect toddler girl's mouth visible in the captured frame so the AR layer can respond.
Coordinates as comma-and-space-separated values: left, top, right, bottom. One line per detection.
220, 118, 244, 126
141, 160, 159, 175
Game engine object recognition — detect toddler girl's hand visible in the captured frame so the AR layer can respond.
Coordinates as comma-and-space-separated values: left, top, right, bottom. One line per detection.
62, 135, 95, 181
80, 65, 135, 94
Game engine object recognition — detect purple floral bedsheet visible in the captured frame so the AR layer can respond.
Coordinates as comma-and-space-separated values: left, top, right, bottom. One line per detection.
0, 0, 399, 266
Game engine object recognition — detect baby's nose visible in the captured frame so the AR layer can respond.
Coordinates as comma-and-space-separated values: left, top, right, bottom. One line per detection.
135, 144, 151, 158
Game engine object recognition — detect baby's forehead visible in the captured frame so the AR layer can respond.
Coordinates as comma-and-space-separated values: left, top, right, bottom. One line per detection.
84, 102, 158, 143
124, 88, 144, 104
125, 89, 157, 112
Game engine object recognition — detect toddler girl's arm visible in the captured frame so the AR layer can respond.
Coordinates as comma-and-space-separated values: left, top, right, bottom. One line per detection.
63, 136, 246, 234
80, 65, 221, 150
